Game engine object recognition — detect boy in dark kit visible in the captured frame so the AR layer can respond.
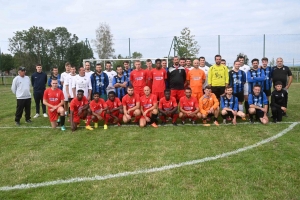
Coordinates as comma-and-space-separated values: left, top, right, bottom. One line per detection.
270, 81, 288, 123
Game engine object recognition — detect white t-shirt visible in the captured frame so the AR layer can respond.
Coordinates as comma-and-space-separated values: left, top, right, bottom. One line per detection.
85, 71, 94, 79
240, 64, 250, 81
199, 65, 210, 89
65, 73, 77, 98
72, 74, 92, 98
104, 70, 117, 91
61, 72, 70, 97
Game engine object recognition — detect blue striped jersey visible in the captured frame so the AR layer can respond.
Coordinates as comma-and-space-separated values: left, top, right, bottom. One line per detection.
220, 95, 238, 111
90, 72, 109, 95
48, 74, 62, 90
247, 68, 265, 93
229, 70, 246, 94
112, 74, 128, 100
248, 92, 268, 108
261, 66, 272, 90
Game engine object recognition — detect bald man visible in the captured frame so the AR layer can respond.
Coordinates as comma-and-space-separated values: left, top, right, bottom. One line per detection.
139, 86, 158, 128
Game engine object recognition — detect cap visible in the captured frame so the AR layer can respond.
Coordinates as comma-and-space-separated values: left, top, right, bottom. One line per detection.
18, 67, 26, 71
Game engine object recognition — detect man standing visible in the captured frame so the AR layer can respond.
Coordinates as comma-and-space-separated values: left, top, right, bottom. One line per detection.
130, 60, 147, 97
11, 67, 32, 126
65, 66, 77, 104
145, 59, 153, 90
229, 60, 246, 114
220, 86, 246, 125
271, 57, 292, 117
104, 61, 117, 95
60, 62, 71, 115
161, 59, 169, 88
84, 61, 94, 79
247, 58, 265, 92
186, 59, 206, 100
248, 84, 268, 124
139, 86, 158, 128
179, 87, 201, 125
270, 81, 288, 123
31, 63, 48, 118
43, 79, 66, 131
72, 67, 92, 100
199, 56, 210, 90
113, 65, 128, 101
238, 56, 251, 115
47, 66, 62, 90
123, 61, 132, 86
151, 59, 167, 101
167, 56, 186, 101
208, 55, 229, 100
90, 63, 109, 100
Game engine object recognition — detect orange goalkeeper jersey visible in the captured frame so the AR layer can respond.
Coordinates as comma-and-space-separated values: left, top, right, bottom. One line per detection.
199, 93, 219, 113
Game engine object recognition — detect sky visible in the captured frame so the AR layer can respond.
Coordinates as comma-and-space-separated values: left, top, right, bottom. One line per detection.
1, 0, 300, 66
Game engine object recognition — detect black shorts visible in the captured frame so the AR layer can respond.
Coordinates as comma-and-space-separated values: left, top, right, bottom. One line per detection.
68, 98, 74, 103
212, 86, 225, 99
255, 109, 264, 118
263, 89, 271, 97
233, 92, 244, 102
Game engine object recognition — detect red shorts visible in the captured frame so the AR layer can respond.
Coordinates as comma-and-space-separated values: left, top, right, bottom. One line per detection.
191, 91, 203, 100
107, 110, 120, 119
134, 89, 144, 97
140, 111, 151, 120
48, 109, 59, 122
73, 112, 86, 123
171, 89, 185, 101
152, 91, 164, 101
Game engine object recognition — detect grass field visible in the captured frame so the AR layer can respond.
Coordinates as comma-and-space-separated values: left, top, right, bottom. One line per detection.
0, 84, 300, 199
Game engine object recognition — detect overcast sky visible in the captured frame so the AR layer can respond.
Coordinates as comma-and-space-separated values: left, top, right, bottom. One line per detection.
1, 0, 300, 65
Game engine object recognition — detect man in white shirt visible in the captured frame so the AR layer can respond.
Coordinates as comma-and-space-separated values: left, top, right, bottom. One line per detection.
199, 56, 210, 90
60, 62, 71, 114
65, 66, 77, 102
72, 67, 92, 100
238, 56, 251, 115
84, 61, 94, 79
104, 61, 117, 95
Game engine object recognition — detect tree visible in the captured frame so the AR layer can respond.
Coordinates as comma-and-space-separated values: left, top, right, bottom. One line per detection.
0, 53, 14, 73
236, 53, 249, 65
175, 27, 200, 58
93, 23, 115, 59
65, 41, 94, 67
131, 52, 143, 59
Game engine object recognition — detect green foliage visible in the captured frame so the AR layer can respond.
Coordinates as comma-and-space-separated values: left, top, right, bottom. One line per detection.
0, 53, 14, 73
175, 27, 200, 58
131, 51, 143, 59
65, 41, 94, 67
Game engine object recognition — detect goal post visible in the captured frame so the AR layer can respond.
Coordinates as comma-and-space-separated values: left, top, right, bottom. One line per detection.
82, 58, 169, 71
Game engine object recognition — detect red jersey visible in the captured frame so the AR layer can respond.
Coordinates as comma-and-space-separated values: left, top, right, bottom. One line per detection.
43, 88, 64, 106
90, 98, 107, 113
151, 68, 167, 93
130, 69, 147, 91
140, 94, 157, 111
106, 97, 122, 110
145, 68, 153, 90
179, 96, 199, 111
159, 97, 177, 111
122, 94, 140, 109
70, 96, 88, 115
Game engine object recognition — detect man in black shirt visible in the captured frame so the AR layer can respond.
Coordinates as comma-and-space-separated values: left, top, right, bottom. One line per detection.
271, 57, 292, 117
270, 81, 288, 123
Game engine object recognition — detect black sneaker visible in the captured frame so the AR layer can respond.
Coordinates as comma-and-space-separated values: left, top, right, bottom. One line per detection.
272, 119, 277, 123
161, 122, 166, 126
26, 119, 32, 123
192, 121, 197, 125
249, 118, 254, 124
15, 121, 20, 126
181, 121, 185, 125
172, 122, 178, 126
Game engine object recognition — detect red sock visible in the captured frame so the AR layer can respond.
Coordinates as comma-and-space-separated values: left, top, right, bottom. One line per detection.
105, 114, 110, 124
160, 115, 166, 122
192, 116, 197, 121
86, 115, 91, 126
118, 113, 123, 122
172, 114, 179, 123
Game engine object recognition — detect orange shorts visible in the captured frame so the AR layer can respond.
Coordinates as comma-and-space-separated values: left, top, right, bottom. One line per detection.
191, 91, 203, 100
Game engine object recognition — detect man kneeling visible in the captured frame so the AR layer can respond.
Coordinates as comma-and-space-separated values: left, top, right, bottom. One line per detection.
159, 89, 179, 126
90, 92, 108, 129
43, 78, 66, 130
106, 91, 124, 127
122, 86, 141, 124
140, 86, 158, 128
221, 86, 245, 125
179, 87, 201, 125
248, 84, 269, 124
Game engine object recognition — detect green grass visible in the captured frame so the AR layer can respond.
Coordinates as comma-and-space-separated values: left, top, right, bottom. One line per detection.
0, 84, 300, 199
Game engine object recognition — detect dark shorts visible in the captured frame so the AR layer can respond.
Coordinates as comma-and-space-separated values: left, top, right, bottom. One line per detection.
223, 111, 234, 118
233, 92, 244, 102
68, 98, 74, 103
212, 86, 225, 99
263, 89, 271, 97
255, 109, 264, 118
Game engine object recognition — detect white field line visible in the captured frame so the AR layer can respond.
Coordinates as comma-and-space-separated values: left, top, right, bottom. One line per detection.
0, 121, 297, 129
0, 122, 298, 191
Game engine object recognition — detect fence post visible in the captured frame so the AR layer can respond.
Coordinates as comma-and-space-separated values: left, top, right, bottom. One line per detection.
263, 34, 265, 57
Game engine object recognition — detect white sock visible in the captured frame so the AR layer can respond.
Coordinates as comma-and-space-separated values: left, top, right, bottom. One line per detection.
239, 104, 244, 112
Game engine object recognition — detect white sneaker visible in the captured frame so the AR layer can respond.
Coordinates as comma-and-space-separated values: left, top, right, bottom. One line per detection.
33, 114, 40, 118
43, 113, 48, 117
